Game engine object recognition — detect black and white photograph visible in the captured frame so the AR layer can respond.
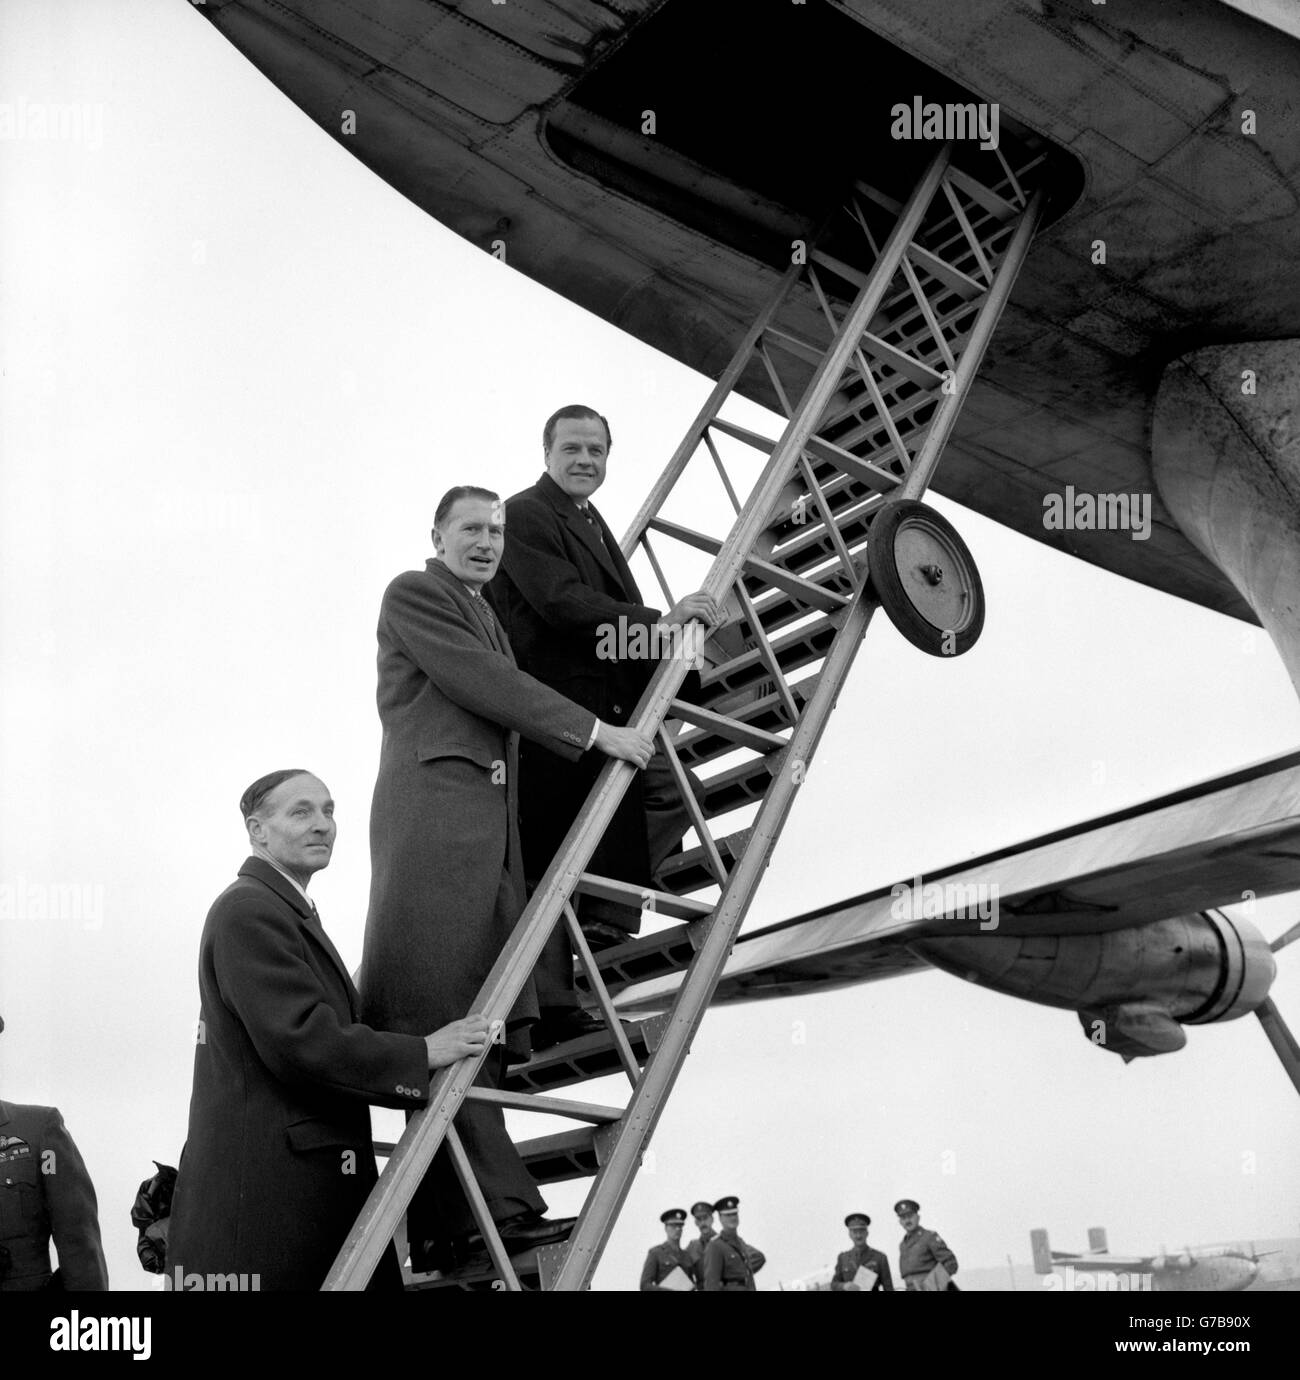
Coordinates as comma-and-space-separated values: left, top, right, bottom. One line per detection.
3, 0, 1299, 1350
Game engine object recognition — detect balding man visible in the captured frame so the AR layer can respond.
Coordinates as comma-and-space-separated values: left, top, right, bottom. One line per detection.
166, 770, 491, 1291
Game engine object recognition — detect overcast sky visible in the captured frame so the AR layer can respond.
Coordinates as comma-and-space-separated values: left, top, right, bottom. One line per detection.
2, 0, 1298, 1293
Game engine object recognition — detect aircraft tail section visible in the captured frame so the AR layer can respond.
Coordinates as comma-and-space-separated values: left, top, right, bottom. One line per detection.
1031, 1228, 1054, 1275
1088, 1226, 1109, 1253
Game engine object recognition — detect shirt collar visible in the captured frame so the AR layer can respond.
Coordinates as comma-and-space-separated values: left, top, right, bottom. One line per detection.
252, 849, 314, 909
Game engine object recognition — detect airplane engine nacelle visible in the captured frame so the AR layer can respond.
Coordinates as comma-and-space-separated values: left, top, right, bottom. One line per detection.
910, 909, 1275, 1062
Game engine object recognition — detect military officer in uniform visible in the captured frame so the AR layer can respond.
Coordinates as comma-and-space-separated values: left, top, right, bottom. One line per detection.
0, 1013, 108, 1291
640, 1207, 696, 1290
895, 1198, 959, 1290
829, 1212, 894, 1291
701, 1195, 766, 1291
685, 1199, 716, 1284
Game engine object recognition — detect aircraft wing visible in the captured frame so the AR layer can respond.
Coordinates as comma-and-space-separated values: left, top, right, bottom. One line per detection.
614, 749, 1300, 1011
1050, 1251, 1156, 1273
194, 0, 1300, 622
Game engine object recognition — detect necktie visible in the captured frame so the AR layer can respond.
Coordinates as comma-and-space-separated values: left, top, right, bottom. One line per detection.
578, 505, 606, 546
469, 589, 499, 639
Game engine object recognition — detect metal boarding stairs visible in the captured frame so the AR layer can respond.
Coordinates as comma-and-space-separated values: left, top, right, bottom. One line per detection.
328, 139, 1050, 1290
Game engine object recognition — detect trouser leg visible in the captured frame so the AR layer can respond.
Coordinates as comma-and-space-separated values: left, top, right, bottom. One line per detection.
642, 744, 704, 878
530, 745, 703, 1016
406, 1048, 544, 1247
535, 746, 704, 1011
534, 920, 579, 1012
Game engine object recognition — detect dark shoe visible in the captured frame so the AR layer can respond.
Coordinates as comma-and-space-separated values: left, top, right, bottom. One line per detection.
530, 1009, 607, 1051
580, 919, 631, 952
411, 1235, 479, 1274
469, 1212, 575, 1254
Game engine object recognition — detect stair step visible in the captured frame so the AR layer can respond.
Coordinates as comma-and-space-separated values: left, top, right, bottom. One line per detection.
575, 872, 714, 921
743, 552, 850, 614
678, 673, 821, 768
383, 1125, 610, 1188
802, 433, 902, 495
747, 503, 876, 591
404, 1249, 545, 1291
945, 165, 1020, 223
843, 182, 990, 310
517, 1125, 607, 1185
577, 920, 707, 993
503, 1015, 668, 1094
823, 354, 949, 438
809, 247, 869, 291
656, 829, 753, 896
857, 330, 945, 388
646, 514, 724, 557
708, 415, 779, 455
906, 241, 986, 300
762, 322, 827, 366
648, 515, 852, 618
859, 240, 987, 347
700, 753, 782, 819
698, 613, 841, 704
738, 562, 860, 638
666, 698, 788, 754
915, 197, 1010, 267
465, 1086, 623, 1122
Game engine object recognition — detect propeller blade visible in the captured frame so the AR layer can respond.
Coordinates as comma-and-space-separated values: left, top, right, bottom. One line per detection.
1269, 918, 1300, 953
1256, 997, 1300, 1096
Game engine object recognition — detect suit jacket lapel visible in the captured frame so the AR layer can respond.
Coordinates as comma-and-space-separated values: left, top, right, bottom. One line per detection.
567, 501, 625, 586
589, 503, 646, 603
537, 473, 636, 593
238, 856, 358, 1009
426, 558, 510, 658
424, 558, 523, 868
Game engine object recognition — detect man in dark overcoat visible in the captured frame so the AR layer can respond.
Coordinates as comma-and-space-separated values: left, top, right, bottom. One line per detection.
360, 486, 652, 1267
489, 406, 718, 1030
167, 769, 490, 1291
0, 1013, 109, 1291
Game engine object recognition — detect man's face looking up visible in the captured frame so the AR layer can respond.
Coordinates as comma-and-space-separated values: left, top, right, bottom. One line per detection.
248, 774, 336, 885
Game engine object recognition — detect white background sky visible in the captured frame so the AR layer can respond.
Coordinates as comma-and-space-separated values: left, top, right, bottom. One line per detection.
2, 0, 1298, 1293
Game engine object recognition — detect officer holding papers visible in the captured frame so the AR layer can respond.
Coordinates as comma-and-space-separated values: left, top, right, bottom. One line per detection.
830, 1212, 894, 1291
896, 1198, 960, 1290
640, 1208, 696, 1291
